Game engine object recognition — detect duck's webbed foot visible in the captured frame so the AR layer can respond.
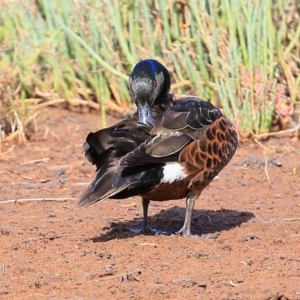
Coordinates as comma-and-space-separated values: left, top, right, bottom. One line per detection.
130, 224, 173, 235
130, 222, 157, 235
176, 224, 192, 237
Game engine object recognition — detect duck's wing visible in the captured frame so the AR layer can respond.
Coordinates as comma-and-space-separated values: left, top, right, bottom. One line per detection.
77, 121, 151, 207
154, 97, 223, 138
83, 119, 126, 167
84, 118, 149, 170
120, 97, 223, 168
120, 97, 237, 194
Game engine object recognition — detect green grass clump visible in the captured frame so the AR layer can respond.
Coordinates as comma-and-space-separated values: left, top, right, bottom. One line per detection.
0, 0, 299, 136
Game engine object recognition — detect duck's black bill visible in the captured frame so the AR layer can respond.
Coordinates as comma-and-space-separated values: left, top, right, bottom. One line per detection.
137, 102, 153, 126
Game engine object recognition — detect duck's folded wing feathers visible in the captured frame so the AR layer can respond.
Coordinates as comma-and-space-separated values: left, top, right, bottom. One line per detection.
160, 97, 222, 131
119, 132, 191, 168
120, 98, 223, 168
145, 134, 191, 157
78, 121, 151, 206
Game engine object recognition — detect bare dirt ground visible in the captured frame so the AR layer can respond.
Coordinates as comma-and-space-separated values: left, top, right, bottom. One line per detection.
0, 107, 300, 300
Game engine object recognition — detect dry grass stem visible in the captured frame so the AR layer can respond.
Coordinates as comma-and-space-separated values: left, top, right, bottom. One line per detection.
20, 158, 51, 165
0, 198, 73, 204
0, 145, 15, 161
253, 138, 271, 187
253, 118, 300, 140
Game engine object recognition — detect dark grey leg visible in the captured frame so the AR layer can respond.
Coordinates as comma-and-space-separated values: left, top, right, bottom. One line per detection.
140, 198, 155, 233
130, 198, 155, 234
130, 198, 172, 235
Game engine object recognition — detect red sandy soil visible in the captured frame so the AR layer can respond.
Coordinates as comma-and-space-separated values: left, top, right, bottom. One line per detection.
0, 107, 299, 300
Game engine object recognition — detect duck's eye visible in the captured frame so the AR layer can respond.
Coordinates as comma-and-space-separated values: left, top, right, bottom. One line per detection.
152, 80, 157, 88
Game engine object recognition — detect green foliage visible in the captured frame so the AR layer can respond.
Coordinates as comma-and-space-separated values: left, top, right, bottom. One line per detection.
0, 0, 299, 135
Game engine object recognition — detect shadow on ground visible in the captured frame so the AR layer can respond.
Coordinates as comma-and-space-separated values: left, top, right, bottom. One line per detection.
91, 206, 255, 242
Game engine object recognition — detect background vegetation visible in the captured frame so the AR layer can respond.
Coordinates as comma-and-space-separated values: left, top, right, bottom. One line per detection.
0, 0, 299, 138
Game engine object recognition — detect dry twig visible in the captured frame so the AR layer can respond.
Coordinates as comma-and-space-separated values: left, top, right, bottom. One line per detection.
253, 118, 300, 140
99, 270, 141, 281
0, 145, 15, 160
20, 157, 51, 165
0, 197, 73, 204
253, 138, 271, 187
229, 280, 240, 287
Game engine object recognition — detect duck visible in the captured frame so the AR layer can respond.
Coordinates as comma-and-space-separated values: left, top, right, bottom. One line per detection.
77, 59, 238, 236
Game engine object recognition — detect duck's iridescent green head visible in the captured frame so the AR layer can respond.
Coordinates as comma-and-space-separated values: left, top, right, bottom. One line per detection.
129, 59, 171, 126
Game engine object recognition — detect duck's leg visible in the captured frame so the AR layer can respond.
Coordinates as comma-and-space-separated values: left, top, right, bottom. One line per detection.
176, 195, 197, 236
130, 198, 155, 234
140, 198, 155, 233
130, 198, 172, 235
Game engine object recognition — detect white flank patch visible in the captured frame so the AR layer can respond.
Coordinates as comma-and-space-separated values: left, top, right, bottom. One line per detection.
161, 162, 188, 184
